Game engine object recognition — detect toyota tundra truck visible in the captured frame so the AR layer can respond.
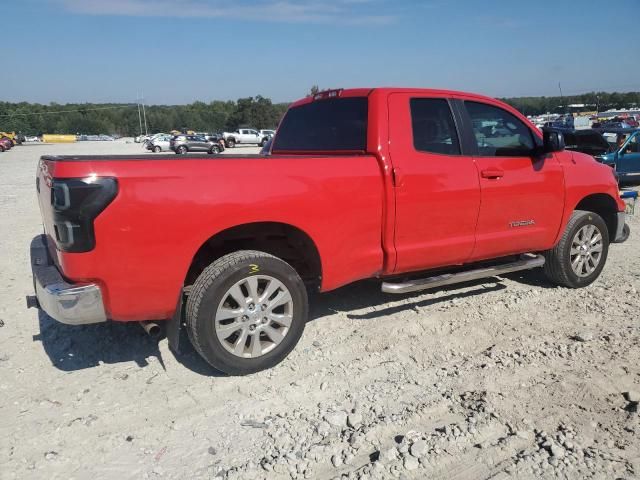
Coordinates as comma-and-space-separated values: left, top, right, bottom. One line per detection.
28, 88, 630, 375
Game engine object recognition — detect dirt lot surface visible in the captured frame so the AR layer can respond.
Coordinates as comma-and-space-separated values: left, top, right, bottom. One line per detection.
1, 140, 639, 480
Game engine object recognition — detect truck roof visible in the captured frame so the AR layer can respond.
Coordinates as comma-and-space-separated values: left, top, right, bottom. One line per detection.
291, 87, 506, 108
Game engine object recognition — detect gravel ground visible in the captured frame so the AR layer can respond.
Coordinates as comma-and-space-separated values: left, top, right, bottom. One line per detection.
1, 139, 639, 480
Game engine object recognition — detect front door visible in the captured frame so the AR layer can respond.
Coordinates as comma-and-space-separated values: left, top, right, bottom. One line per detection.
461, 100, 565, 261
193, 136, 209, 151
389, 93, 481, 273
618, 133, 640, 181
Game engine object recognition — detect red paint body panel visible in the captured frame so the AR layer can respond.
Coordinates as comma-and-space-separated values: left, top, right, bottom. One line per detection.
38, 156, 384, 321
470, 153, 565, 260
387, 92, 481, 272
36, 88, 624, 322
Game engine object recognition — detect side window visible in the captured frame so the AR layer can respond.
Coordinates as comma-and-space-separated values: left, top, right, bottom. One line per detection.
410, 98, 461, 155
465, 101, 535, 156
627, 136, 639, 153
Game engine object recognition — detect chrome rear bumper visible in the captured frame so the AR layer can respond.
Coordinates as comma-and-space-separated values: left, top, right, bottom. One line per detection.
28, 235, 107, 325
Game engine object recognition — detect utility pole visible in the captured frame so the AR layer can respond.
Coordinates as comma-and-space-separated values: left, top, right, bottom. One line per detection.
141, 89, 148, 136
136, 92, 143, 137
558, 82, 564, 111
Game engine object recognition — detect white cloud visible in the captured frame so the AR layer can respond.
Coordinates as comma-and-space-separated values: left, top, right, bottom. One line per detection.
58, 0, 397, 25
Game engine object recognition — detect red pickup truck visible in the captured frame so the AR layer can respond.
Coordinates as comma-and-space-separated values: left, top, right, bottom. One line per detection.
29, 88, 629, 375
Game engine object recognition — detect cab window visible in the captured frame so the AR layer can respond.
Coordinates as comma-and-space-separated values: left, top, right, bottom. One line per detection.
625, 135, 639, 153
410, 98, 461, 155
465, 101, 535, 156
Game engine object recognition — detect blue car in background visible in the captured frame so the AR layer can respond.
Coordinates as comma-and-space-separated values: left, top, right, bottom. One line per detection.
594, 129, 640, 184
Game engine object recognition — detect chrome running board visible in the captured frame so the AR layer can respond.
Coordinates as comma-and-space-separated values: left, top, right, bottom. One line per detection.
381, 254, 545, 294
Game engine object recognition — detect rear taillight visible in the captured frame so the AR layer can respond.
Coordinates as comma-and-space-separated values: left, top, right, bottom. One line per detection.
50, 177, 118, 252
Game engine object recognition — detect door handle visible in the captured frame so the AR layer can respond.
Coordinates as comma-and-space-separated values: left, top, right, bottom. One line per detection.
481, 169, 504, 179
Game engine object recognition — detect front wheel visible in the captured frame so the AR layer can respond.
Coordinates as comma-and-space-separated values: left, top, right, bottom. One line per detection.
153, 146, 161, 153
186, 251, 308, 375
544, 210, 609, 288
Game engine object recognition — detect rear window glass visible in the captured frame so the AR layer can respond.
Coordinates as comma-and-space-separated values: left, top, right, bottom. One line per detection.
273, 97, 368, 152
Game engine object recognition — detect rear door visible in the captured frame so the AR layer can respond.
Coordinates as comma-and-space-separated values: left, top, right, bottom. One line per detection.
389, 93, 481, 272
460, 100, 564, 260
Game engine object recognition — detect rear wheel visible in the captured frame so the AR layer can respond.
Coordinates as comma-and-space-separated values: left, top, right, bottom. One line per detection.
186, 251, 308, 375
544, 210, 609, 288
226, 138, 236, 148
176, 145, 188, 154
208, 145, 220, 154
153, 146, 161, 153
260, 138, 268, 147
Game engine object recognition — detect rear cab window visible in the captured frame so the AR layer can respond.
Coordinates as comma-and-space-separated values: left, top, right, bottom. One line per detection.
410, 98, 461, 155
273, 97, 368, 152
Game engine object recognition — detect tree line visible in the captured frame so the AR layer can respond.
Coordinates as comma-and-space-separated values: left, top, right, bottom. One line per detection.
0, 96, 289, 136
500, 91, 640, 116
1, 91, 639, 136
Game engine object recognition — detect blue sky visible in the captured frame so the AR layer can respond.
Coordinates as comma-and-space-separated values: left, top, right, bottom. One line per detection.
3, 0, 639, 104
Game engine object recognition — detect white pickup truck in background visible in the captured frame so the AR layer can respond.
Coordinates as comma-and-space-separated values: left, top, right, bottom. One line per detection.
222, 128, 272, 148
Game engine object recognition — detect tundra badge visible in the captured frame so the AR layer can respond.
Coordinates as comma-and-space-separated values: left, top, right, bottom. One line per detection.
509, 220, 535, 228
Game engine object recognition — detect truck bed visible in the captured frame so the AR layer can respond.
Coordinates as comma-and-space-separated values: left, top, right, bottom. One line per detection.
37, 153, 385, 321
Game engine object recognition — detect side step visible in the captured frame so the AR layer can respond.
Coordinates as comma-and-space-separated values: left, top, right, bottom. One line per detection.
381, 254, 545, 294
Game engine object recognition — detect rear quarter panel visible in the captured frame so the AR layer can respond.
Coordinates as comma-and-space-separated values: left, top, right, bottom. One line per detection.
45, 155, 384, 321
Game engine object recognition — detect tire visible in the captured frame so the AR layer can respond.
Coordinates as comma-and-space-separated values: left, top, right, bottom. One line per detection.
176, 145, 188, 154
260, 138, 267, 147
153, 146, 162, 153
543, 210, 609, 288
226, 138, 236, 148
0, 146, 4, 152
186, 250, 308, 375
208, 145, 220, 154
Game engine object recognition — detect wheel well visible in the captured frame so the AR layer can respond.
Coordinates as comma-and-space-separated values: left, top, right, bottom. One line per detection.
575, 194, 618, 239
185, 222, 322, 289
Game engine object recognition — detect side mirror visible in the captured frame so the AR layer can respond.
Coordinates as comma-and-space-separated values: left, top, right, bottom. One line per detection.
543, 130, 565, 153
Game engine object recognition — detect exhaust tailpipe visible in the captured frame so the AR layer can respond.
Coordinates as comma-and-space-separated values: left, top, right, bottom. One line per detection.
140, 321, 162, 338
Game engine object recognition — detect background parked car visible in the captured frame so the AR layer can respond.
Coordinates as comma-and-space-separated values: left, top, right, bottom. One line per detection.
260, 136, 273, 155
146, 134, 173, 152
170, 134, 222, 154
259, 129, 275, 145
0, 137, 13, 151
544, 128, 612, 157
594, 129, 640, 185
222, 128, 268, 148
